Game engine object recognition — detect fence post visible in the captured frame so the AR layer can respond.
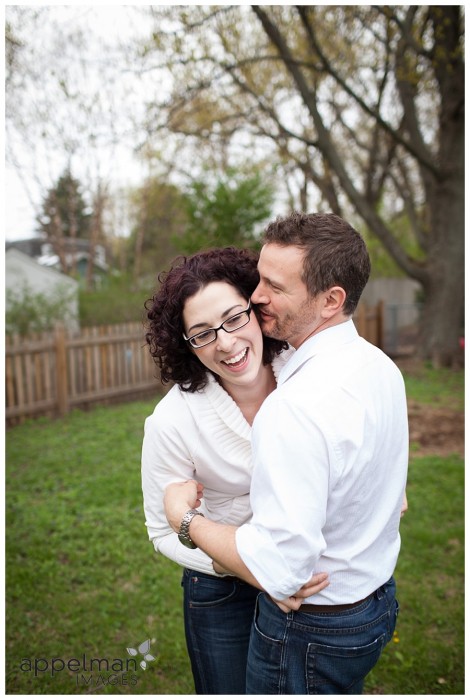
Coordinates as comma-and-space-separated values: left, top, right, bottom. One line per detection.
355, 303, 366, 337
55, 324, 69, 417
377, 300, 385, 350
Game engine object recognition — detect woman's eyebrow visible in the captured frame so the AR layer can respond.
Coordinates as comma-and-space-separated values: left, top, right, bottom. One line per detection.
187, 303, 244, 334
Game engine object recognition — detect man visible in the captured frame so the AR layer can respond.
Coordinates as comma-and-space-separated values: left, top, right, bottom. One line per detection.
164, 212, 409, 694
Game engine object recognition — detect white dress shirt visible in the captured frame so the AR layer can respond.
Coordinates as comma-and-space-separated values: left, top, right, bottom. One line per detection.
141, 351, 293, 575
236, 320, 409, 603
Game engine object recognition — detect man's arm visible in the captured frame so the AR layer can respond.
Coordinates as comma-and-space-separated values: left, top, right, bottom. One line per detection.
164, 480, 263, 587
164, 480, 329, 610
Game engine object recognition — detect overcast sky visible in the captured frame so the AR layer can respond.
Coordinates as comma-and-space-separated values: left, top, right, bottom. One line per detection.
4, 4, 159, 241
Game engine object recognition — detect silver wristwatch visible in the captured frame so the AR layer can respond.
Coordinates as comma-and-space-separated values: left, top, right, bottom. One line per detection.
178, 509, 205, 549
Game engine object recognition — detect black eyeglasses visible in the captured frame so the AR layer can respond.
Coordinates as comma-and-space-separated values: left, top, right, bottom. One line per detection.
183, 302, 252, 349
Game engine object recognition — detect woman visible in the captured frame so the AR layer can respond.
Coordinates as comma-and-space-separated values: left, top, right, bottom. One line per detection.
141, 247, 328, 695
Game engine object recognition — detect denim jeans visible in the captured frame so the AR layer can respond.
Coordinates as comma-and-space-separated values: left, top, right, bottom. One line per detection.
246, 577, 399, 695
181, 568, 258, 694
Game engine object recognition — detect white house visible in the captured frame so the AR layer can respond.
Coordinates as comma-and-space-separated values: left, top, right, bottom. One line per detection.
5, 248, 80, 332
6, 237, 108, 288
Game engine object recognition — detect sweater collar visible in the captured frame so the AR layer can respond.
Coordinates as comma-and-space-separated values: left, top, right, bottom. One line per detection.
202, 348, 294, 437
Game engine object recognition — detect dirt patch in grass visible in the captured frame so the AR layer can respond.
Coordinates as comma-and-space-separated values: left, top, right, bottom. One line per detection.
393, 357, 465, 459
407, 401, 464, 458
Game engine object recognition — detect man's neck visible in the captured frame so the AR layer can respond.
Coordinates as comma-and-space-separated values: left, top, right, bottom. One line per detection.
293, 316, 350, 350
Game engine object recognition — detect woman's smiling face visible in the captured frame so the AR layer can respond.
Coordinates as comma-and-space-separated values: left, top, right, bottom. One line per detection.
182, 281, 265, 390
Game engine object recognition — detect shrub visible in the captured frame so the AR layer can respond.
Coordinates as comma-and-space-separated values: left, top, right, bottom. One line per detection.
5, 283, 77, 336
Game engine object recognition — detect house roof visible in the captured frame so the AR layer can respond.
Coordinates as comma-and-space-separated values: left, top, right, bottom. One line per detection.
5, 248, 79, 289
6, 237, 108, 271
6, 237, 44, 257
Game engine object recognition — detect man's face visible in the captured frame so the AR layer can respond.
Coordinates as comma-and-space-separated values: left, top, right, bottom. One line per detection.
251, 243, 320, 349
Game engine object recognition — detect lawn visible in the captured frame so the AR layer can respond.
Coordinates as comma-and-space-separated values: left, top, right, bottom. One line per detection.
5, 363, 464, 694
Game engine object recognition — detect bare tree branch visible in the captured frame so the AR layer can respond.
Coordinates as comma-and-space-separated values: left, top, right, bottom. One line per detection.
295, 5, 438, 177
251, 4, 429, 282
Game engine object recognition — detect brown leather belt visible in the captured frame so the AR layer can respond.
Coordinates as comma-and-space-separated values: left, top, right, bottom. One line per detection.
298, 593, 373, 613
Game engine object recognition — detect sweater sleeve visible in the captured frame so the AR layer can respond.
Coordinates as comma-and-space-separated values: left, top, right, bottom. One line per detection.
141, 389, 220, 576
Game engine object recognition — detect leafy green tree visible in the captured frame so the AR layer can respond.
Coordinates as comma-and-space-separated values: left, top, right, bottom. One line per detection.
126, 177, 189, 283
177, 170, 274, 254
36, 169, 92, 275
38, 170, 91, 239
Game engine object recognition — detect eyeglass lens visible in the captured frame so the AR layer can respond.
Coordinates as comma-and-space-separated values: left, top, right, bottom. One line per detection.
189, 307, 251, 348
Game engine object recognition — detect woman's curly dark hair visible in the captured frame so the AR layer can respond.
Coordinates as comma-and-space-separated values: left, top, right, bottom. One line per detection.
144, 247, 287, 392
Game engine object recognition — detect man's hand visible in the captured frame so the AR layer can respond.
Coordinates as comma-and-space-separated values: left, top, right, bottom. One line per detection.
212, 560, 235, 576
164, 480, 204, 532
272, 572, 329, 612
401, 492, 408, 517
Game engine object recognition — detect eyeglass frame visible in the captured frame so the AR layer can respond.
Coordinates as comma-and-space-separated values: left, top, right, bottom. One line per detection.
183, 301, 253, 349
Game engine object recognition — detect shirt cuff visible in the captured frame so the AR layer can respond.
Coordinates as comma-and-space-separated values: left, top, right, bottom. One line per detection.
236, 523, 301, 600
154, 532, 221, 576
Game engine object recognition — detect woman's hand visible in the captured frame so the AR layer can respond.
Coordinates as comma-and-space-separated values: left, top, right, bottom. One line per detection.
272, 572, 329, 612
164, 480, 204, 532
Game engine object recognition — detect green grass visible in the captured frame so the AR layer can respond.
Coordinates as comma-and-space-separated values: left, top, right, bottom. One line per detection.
364, 454, 464, 694
399, 360, 464, 410
6, 399, 194, 695
6, 365, 464, 694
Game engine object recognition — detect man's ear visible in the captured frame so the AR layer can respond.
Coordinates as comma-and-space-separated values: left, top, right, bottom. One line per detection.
321, 286, 347, 318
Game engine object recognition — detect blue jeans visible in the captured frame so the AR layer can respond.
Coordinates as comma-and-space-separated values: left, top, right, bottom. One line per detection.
246, 577, 399, 695
181, 568, 258, 694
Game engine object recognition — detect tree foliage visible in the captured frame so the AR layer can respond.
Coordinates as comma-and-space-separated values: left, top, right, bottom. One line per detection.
78, 273, 151, 327
139, 5, 464, 366
5, 283, 76, 336
178, 170, 274, 253
38, 170, 91, 240
36, 169, 92, 276
125, 177, 189, 282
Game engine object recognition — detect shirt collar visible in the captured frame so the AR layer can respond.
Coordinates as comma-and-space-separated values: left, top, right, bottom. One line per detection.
278, 319, 358, 386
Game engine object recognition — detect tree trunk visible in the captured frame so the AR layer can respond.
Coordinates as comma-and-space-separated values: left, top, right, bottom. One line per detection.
418, 270, 464, 368
418, 14, 465, 370
133, 223, 145, 281
52, 209, 68, 274
418, 148, 465, 367
86, 210, 99, 292
86, 184, 106, 292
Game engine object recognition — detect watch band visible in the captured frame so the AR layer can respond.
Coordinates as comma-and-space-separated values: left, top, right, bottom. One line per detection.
178, 509, 205, 549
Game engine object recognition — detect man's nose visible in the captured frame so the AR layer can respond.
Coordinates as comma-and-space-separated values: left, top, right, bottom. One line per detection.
251, 283, 269, 305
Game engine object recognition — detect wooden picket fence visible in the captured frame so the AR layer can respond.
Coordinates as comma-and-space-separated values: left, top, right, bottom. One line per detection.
5, 322, 162, 426
5, 302, 384, 426
354, 300, 384, 351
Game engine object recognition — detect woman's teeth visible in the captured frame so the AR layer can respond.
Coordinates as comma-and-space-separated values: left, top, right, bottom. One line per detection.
223, 348, 248, 366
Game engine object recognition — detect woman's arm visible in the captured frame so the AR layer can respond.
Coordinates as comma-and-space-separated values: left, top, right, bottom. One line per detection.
141, 394, 220, 575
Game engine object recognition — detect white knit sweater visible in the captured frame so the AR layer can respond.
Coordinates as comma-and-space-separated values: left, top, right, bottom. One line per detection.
141, 350, 292, 575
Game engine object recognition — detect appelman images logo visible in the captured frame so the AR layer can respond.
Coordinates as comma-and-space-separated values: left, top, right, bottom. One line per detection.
126, 639, 156, 670
19, 639, 157, 688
